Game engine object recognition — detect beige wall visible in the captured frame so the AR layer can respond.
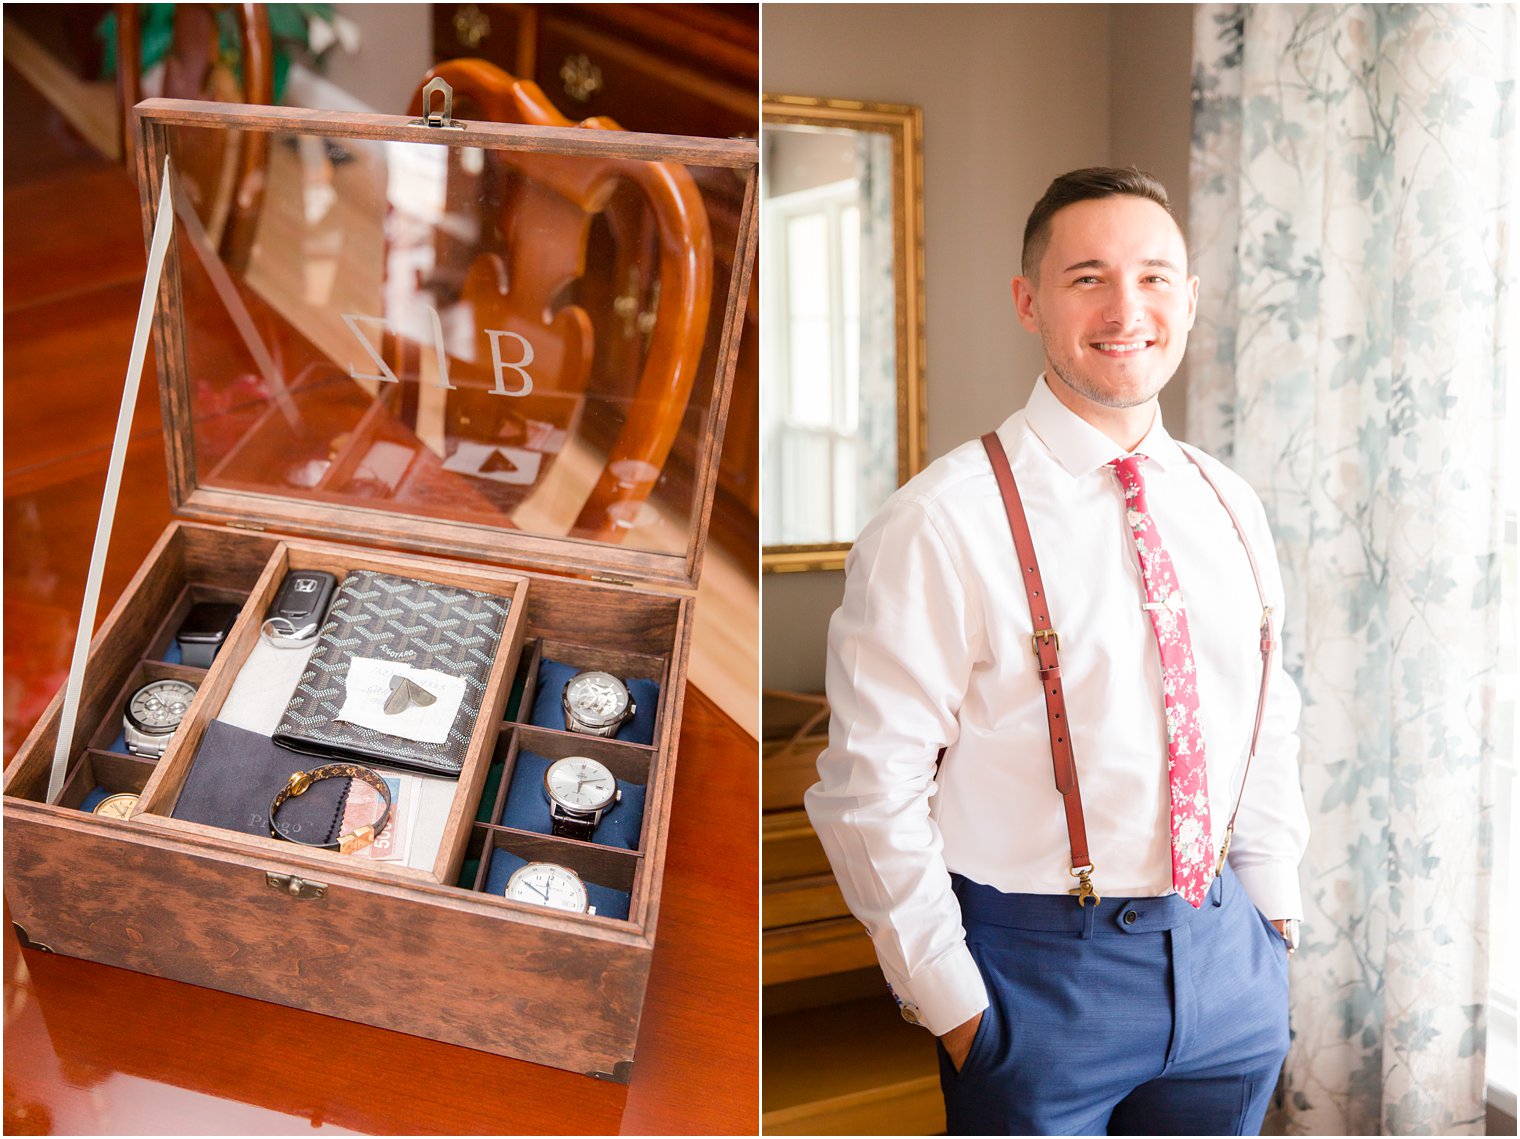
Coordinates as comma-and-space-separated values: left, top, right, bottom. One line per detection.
320, 5, 433, 113
763, 3, 1197, 692
1110, 3, 1198, 437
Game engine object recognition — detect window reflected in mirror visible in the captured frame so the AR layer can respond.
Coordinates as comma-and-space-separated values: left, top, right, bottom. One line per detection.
760, 97, 924, 573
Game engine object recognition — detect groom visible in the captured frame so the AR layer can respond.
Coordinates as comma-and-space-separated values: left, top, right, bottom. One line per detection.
805, 167, 1307, 1134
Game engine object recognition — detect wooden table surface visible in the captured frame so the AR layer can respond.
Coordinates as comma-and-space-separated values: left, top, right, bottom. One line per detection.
2, 66, 759, 1136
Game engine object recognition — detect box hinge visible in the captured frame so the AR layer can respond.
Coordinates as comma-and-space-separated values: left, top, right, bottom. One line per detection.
266, 873, 327, 900
591, 573, 636, 588
225, 520, 266, 532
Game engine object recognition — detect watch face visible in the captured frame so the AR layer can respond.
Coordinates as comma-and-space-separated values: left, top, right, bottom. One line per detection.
564, 671, 630, 727
544, 756, 618, 813
178, 601, 241, 642
126, 679, 198, 734
92, 793, 138, 819
504, 862, 590, 913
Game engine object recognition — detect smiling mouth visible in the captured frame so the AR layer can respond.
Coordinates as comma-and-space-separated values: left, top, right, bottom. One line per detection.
1091, 340, 1154, 356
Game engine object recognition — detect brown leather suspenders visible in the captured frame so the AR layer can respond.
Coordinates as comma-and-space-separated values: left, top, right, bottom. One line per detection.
978, 432, 1276, 907
980, 433, 1098, 904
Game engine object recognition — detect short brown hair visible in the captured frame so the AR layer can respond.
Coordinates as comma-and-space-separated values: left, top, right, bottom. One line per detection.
1021, 167, 1178, 278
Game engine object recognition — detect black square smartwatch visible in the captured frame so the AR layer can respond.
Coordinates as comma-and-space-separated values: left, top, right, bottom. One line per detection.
175, 601, 242, 667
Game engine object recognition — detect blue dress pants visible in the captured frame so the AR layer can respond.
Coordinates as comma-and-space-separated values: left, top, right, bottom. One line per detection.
938, 865, 1290, 1136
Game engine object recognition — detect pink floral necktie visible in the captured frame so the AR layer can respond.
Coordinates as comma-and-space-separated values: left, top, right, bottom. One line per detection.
1109, 455, 1213, 907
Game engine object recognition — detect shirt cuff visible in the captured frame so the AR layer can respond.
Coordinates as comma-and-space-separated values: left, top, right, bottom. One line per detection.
886, 941, 990, 1037
1231, 860, 1303, 922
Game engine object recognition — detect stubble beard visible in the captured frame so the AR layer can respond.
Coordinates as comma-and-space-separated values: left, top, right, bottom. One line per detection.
1041, 328, 1175, 411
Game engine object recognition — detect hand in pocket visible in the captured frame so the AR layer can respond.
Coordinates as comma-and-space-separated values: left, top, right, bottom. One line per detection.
941, 1009, 985, 1073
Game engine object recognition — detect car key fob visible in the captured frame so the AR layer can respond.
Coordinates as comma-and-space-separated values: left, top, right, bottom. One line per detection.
261, 570, 337, 647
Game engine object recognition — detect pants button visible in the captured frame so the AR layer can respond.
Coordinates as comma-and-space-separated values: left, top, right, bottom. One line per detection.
1123, 909, 1138, 925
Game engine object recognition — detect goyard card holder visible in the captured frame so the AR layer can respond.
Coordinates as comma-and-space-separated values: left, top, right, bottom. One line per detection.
273, 570, 511, 777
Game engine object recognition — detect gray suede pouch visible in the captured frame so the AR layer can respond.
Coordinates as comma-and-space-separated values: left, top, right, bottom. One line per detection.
172, 720, 347, 845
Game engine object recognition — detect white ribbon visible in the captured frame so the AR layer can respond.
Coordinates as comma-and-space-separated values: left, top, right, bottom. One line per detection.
47, 158, 177, 805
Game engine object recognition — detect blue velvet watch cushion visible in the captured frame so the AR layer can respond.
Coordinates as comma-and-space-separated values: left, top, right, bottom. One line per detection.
530, 659, 659, 744
484, 849, 630, 921
79, 786, 110, 812
497, 749, 645, 849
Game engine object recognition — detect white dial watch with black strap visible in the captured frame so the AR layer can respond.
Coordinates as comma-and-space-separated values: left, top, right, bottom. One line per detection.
543, 755, 621, 840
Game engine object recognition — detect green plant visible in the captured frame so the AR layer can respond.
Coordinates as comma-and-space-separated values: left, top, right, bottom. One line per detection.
97, 4, 341, 102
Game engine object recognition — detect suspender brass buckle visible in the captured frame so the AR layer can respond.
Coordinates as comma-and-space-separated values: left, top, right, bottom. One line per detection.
1031, 629, 1061, 657
1215, 823, 1235, 876
1068, 863, 1100, 907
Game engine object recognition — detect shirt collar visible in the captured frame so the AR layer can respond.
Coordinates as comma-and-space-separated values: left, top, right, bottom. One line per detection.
1018, 373, 1184, 477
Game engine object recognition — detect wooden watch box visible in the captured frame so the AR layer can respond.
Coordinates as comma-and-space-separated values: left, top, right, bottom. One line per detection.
2, 97, 757, 1079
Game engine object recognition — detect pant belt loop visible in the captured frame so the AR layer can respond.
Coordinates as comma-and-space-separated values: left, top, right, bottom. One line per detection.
1079, 900, 1096, 940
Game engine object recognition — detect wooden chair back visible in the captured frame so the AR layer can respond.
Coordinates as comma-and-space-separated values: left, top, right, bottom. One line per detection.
406, 59, 714, 543
116, 2, 271, 271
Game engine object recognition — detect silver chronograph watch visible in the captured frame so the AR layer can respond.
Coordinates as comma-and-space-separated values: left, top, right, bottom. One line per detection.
504, 861, 595, 914
123, 678, 198, 758
561, 670, 636, 738
544, 755, 621, 840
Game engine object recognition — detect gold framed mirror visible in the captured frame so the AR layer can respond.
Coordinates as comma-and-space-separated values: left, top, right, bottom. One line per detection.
761, 95, 926, 573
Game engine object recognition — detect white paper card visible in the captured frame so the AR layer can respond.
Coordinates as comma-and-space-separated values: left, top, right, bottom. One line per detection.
338, 657, 465, 743
442, 441, 543, 486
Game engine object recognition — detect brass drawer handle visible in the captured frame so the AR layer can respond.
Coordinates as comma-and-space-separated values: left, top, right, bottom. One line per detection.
454, 4, 490, 49
560, 53, 603, 103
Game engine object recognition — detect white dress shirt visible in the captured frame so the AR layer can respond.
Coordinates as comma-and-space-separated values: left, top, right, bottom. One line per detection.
805, 376, 1309, 1036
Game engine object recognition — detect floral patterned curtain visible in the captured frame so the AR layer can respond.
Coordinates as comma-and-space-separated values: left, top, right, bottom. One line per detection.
1188, 5, 1516, 1135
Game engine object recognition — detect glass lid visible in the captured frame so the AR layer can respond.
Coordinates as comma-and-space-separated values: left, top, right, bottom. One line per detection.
138, 102, 756, 586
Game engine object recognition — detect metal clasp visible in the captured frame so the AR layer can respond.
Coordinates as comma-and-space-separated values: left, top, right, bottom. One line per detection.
266, 873, 327, 900
409, 77, 466, 130
1068, 863, 1100, 907
338, 826, 376, 855
1031, 628, 1060, 657
1216, 823, 1235, 877
285, 771, 313, 797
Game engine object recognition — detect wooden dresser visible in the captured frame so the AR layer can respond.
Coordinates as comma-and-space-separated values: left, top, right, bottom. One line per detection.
762, 692, 946, 1135
432, 3, 759, 566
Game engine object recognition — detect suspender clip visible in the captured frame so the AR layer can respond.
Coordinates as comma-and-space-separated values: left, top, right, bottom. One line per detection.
1068, 863, 1100, 907
1215, 823, 1235, 876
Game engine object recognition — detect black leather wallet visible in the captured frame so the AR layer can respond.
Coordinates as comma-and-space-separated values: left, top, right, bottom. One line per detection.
272, 570, 511, 777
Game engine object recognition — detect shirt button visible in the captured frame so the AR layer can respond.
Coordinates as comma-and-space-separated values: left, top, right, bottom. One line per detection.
900, 1005, 923, 1026
1123, 909, 1138, 925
